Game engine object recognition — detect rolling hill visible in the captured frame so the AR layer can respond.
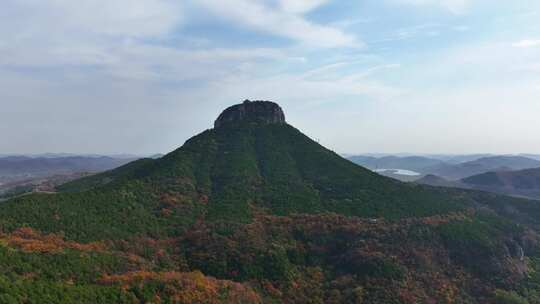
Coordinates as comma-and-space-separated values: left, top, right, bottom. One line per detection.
0, 155, 135, 179
461, 167, 540, 199
1, 100, 540, 303
350, 154, 540, 182
347, 155, 444, 172
414, 174, 457, 188
426, 156, 540, 180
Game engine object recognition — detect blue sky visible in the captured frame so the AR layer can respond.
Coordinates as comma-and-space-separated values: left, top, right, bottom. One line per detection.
1, 0, 540, 154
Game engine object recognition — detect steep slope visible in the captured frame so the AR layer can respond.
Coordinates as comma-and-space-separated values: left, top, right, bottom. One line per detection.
1, 100, 540, 303
6, 101, 465, 240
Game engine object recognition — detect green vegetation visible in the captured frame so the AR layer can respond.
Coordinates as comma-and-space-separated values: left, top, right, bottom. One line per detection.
1, 114, 540, 302
494, 290, 529, 304
0, 185, 34, 200
0, 123, 471, 241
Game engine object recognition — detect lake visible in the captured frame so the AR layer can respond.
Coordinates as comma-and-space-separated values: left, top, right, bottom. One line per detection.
374, 169, 422, 176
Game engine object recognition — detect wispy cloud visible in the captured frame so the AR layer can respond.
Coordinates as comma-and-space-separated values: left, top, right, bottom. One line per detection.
374, 23, 440, 43
303, 62, 401, 80
391, 0, 471, 14
512, 39, 540, 48
278, 0, 329, 14
194, 0, 359, 48
0, 0, 185, 68
3, 0, 540, 154
1, 0, 184, 38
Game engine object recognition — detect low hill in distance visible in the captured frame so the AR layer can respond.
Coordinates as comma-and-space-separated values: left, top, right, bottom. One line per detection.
349, 154, 540, 181
0, 155, 136, 180
426, 156, 540, 180
347, 155, 444, 172
414, 168, 540, 201
414, 174, 457, 188
0, 172, 90, 201
0, 155, 144, 199
461, 167, 540, 200
1, 100, 540, 303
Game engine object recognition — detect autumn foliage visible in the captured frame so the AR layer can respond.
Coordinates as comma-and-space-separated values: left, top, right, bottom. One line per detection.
1, 227, 105, 253
99, 270, 262, 304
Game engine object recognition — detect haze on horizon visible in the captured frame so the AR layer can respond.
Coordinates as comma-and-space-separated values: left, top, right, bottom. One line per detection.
1, 0, 539, 156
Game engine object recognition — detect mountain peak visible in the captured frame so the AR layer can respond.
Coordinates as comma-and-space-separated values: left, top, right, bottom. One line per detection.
214, 100, 286, 128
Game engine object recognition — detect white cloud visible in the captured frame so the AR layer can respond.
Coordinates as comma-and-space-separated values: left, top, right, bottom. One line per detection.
303, 62, 401, 80
100, 45, 289, 81
2, 0, 183, 38
0, 0, 291, 81
194, 0, 359, 48
512, 39, 540, 48
372, 40, 540, 153
278, 0, 329, 13
0, 0, 357, 75
0, 0, 186, 67
392, 0, 471, 14
374, 23, 440, 43
516, 63, 540, 72
209, 65, 403, 106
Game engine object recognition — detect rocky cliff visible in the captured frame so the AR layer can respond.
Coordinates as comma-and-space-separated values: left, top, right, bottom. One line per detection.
214, 100, 286, 128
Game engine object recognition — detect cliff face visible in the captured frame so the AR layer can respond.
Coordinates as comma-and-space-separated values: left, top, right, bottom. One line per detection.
214, 100, 286, 128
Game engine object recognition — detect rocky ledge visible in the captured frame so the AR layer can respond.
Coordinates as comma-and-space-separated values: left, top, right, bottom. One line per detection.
214, 100, 286, 128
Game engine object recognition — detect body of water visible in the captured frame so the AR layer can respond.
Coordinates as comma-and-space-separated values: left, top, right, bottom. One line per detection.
374, 169, 422, 176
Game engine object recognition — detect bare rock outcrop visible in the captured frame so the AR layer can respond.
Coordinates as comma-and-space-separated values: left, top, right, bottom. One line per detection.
214, 100, 286, 128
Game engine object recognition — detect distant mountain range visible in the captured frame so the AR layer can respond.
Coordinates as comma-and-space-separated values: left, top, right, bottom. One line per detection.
0, 156, 136, 178
427, 156, 540, 180
461, 168, 540, 199
0, 155, 152, 197
347, 155, 444, 172
414, 167, 540, 200
0, 154, 164, 179
348, 154, 540, 181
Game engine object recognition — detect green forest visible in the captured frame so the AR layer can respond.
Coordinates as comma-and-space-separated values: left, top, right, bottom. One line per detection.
1, 120, 540, 303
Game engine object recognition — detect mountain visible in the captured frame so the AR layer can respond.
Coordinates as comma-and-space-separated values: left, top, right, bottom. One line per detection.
519, 154, 540, 161
415, 168, 540, 200
414, 174, 457, 187
425, 156, 540, 180
1, 100, 540, 303
429, 154, 493, 164
350, 154, 540, 182
0, 172, 91, 201
0, 155, 135, 179
0, 155, 137, 197
347, 155, 445, 182
461, 168, 540, 199
348, 155, 444, 172
465, 156, 540, 170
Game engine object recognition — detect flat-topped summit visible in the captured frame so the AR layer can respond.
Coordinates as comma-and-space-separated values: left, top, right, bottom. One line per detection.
214, 100, 286, 128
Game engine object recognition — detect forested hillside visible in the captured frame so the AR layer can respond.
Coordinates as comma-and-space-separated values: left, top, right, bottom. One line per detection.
1, 101, 540, 303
